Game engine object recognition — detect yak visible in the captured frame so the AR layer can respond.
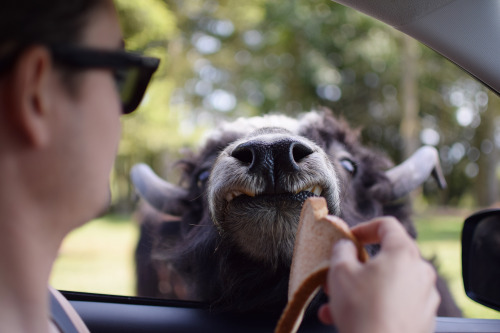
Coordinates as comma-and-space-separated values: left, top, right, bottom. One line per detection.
131, 109, 462, 317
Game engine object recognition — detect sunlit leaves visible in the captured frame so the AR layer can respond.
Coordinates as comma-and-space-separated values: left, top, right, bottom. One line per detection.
110, 0, 499, 209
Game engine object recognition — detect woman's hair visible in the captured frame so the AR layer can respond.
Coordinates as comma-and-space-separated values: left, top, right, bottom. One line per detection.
0, 0, 105, 74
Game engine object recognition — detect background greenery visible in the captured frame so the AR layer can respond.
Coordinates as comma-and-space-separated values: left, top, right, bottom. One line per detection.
110, 0, 500, 213
52, 0, 500, 321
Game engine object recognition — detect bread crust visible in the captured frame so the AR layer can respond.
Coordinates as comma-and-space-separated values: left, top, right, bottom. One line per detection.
275, 197, 368, 333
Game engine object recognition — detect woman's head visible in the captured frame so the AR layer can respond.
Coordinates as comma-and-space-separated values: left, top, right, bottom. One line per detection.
0, 0, 126, 231
0, 1, 106, 75
0, 1, 159, 231
1, 1, 160, 111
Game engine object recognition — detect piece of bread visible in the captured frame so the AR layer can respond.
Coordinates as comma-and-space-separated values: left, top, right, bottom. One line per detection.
275, 197, 369, 333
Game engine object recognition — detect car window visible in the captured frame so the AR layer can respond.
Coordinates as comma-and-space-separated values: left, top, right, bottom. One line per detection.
50, 0, 500, 320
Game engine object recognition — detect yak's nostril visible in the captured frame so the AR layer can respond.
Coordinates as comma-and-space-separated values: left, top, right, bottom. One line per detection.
231, 146, 254, 165
291, 143, 313, 163
231, 140, 314, 172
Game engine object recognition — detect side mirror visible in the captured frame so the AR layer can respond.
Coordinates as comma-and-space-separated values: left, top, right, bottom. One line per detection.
462, 209, 500, 312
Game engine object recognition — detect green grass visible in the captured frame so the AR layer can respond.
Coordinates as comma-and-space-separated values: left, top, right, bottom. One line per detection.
415, 213, 500, 319
50, 212, 500, 319
50, 215, 138, 296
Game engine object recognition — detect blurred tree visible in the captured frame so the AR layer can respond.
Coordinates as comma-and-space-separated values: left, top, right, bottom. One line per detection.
111, 0, 500, 210
474, 90, 499, 207
111, 0, 207, 213
399, 34, 420, 158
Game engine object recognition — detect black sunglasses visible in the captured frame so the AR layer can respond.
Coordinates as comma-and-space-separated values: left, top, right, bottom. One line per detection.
50, 45, 160, 114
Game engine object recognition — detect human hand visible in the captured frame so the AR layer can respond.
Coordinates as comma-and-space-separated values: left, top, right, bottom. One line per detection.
317, 217, 440, 333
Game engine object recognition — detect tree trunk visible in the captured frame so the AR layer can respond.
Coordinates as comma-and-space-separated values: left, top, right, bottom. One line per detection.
399, 35, 420, 159
475, 91, 499, 207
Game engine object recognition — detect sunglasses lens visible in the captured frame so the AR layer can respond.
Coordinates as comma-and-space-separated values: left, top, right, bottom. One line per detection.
114, 66, 156, 114
114, 67, 141, 114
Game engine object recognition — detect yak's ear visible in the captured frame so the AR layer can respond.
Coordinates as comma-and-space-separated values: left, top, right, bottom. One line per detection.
130, 164, 189, 216
385, 146, 447, 201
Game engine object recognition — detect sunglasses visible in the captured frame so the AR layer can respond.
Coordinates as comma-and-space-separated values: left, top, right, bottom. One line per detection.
50, 45, 160, 114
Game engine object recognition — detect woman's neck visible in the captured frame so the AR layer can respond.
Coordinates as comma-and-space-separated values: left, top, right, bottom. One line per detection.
0, 203, 63, 333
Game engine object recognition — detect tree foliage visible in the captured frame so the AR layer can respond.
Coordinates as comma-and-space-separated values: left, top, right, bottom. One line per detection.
112, 0, 500, 211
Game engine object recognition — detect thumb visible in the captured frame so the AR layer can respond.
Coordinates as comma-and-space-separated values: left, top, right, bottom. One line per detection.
329, 239, 361, 271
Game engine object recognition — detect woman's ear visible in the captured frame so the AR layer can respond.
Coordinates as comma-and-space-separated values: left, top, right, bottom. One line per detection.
7, 45, 55, 148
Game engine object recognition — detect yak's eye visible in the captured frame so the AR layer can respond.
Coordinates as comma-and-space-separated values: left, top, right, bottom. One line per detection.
340, 158, 357, 176
197, 169, 210, 188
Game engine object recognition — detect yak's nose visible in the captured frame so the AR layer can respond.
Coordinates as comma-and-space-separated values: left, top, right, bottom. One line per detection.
231, 138, 313, 192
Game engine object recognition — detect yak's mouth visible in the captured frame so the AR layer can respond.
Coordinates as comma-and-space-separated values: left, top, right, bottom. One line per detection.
229, 190, 319, 207
220, 185, 325, 265
225, 185, 323, 202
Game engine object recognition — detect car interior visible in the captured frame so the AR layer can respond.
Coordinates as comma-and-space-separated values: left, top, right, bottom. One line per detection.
58, 0, 500, 332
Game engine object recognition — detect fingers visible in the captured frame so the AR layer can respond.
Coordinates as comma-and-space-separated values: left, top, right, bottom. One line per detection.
319, 242, 357, 328
322, 282, 329, 296
329, 239, 362, 272
430, 284, 441, 311
319, 241, 359, 327
323, 216, 440, 333
420, 263, 441, 332
350, 216, 405, 243
422, 261, 440, 308
317, 303, 334, 325
350, 216, 418, 254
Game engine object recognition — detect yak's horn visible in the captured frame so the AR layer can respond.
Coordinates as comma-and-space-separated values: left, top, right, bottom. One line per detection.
385, 146, 447, 200
130, 163, 189, 216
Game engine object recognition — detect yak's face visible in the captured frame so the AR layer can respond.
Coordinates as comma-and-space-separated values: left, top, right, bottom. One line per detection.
205, 112, 357, 265
131, 110, 445, 270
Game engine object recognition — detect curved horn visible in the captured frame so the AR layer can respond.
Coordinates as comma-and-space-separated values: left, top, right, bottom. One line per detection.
386, 146, 447, 201
130, 163, 189, 216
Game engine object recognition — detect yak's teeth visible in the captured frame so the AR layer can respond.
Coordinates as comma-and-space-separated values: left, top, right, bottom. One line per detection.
296, 186, 313, 194
225, 191, 242, 202
296, 185, 322, 195
226, 190, 255, 202
312, 186, 322, 196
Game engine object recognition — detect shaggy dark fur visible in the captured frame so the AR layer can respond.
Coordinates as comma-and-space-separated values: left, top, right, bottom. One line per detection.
134, 110, 462, 317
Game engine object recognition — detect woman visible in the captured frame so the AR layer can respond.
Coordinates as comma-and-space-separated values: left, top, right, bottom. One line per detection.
0, 1, 158, 332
